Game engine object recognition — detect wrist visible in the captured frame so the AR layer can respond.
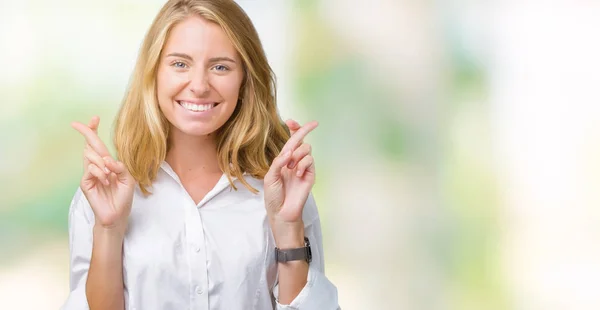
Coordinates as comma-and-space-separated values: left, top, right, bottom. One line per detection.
270, 219, 305, 249
93, 224, 126, 240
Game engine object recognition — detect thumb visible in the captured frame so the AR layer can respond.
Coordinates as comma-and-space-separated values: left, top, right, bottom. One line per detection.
105, 158, 133, 184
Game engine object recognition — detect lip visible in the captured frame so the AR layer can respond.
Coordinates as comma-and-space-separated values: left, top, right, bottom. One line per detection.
176, 99, 217, 105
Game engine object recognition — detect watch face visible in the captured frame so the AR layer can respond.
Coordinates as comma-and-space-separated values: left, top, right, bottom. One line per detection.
304, 237, 312, 263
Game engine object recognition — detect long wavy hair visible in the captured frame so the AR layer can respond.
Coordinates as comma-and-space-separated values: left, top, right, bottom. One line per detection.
113, 0, 290, 195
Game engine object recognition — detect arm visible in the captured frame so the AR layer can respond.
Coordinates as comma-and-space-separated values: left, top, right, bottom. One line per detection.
263, 120, 339, 309
61, 188, 126, 310
66, 117, 135, 310
273, 194, 340, 310
271, 221, 309, 304
86, 226, 126, 310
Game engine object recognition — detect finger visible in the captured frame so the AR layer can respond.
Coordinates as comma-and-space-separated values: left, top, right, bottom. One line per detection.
295, 155, 315, 177
287, 143, 312, 169
88, 163, 110, 186
81, 116, 100, 148
281, 121, 318, 155
88, 116, 100, 133
82, 145, 91, 168
105, 158, 123, 174
84, 146, 110, 175
71, 121, 111, 157
108, 171, 118, 185
265, 150, 293, 181
285, 119, 303, 145
105, 158, 131, 183
285, 119, 301, 136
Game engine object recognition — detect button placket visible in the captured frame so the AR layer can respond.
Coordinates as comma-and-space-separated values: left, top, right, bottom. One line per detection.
185, 198, 210, 310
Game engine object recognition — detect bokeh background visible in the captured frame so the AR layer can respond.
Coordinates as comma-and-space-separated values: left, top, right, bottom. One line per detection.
1, 0, 600, 309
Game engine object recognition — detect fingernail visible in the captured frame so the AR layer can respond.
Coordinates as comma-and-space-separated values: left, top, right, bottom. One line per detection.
104, 167, 110, 174
296, 170, 303, 177
287, 161, 295, 169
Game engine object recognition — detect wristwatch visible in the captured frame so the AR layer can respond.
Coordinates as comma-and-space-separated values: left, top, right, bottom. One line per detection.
275, 237, 312, 263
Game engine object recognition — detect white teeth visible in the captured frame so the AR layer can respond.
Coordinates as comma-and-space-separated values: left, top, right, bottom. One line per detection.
179, 101, 216, 112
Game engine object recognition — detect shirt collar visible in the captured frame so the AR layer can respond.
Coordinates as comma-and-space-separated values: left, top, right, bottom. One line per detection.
159, 160, 247, 187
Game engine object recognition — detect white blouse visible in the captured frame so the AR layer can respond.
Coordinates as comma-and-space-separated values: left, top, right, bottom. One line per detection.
62, 161, 339, 310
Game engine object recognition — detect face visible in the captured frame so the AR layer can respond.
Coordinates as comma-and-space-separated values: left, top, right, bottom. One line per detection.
156, 15, 244, 138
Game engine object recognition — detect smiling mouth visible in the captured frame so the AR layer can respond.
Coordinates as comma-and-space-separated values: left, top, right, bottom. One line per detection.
177, 100, 220, 112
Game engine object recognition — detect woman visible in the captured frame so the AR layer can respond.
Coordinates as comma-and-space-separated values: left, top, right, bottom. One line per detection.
62, 0, 339, 309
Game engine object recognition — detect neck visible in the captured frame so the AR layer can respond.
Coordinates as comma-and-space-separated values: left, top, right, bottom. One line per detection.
165, 127, 222, 178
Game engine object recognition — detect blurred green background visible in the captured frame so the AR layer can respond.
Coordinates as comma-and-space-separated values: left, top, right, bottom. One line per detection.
2, 1, 600, 309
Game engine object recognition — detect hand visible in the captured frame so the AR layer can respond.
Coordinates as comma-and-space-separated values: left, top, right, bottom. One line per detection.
71, 116, 135, 234
264, 120, 318, 232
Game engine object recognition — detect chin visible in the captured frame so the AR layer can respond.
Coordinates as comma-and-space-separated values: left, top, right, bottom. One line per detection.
173, 121, 223, 137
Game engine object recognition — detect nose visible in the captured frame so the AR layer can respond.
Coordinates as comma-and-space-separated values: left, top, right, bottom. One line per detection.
189, 69, 210, 96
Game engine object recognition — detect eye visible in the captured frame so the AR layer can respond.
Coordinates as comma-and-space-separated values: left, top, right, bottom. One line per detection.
172, 61, 188, 69
213, 64, 229, 72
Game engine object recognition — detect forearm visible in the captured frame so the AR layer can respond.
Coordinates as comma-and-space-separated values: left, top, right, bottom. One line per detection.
86, 226, 125, 310
272, 221, 308, 304
277, 260, 309, 304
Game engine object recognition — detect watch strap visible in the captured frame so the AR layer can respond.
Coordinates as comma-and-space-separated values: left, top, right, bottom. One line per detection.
275, 237, 312, 263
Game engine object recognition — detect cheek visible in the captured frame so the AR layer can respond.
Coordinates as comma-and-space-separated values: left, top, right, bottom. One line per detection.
157, 69, 185, 101
213, 75, 243, 101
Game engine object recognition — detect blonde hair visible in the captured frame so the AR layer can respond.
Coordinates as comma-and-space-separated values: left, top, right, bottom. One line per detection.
113, 0, 290, 195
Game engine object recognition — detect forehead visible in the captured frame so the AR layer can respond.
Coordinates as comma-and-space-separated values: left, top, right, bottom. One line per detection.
163, 15, 238, 58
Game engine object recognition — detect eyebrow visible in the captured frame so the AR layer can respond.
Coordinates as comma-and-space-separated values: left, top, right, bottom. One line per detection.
166, 53, 236, 64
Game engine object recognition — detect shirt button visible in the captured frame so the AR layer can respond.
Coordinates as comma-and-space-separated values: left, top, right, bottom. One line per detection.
195, 286, 203, 295
195, 245, 201, 252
